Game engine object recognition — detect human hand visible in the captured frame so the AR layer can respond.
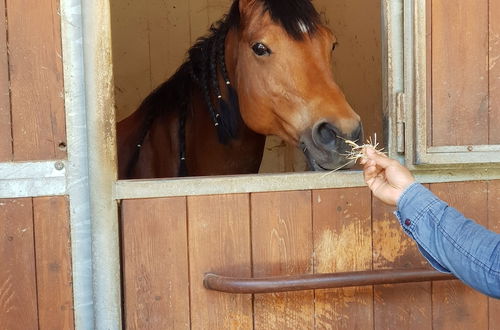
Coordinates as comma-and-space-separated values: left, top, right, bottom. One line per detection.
361, 148, 415, 206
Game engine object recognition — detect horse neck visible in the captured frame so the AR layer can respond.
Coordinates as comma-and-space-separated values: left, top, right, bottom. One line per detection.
184, 87, 266, 176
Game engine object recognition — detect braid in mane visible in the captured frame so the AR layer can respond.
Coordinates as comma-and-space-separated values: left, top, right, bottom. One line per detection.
209, 34, 222, 100
187, 7, 241, 144
190, 38, 220, 129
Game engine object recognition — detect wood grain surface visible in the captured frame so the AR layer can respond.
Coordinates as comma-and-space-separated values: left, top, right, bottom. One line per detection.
0, 199, 38, 329
430, 182, 489, 330
372, 191, 432, 330
33, 197, 74, 330
122, 197, 190, 329
251, 191, 314, 329
188, 194, 253, 330
313, 187, 373, 329
431, 0, 489, 146
0, 0, 12, 161
7, 0, 66, 160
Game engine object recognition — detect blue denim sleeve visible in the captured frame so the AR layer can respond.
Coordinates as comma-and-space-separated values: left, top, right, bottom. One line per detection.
394, 182, 500, 298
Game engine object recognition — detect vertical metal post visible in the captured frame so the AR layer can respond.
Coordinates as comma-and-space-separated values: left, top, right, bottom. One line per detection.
382, 0, 405, 162
60, 0, 95, 328
81, 0, 122, 328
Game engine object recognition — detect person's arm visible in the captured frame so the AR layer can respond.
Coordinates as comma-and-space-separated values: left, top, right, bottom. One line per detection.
396, 182, 500, 298
362, 148, 500, 298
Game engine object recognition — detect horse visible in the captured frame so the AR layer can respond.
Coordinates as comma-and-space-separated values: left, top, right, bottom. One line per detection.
117, 0, 363, 179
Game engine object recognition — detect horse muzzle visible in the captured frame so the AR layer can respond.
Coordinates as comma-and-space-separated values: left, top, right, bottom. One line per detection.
299, 121, 363, 171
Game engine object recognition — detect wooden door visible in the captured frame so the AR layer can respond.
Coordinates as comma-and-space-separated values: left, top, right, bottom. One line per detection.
121, 181, 500, 329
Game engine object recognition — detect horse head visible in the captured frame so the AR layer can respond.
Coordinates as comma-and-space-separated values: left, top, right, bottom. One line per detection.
225, 0, 363, 171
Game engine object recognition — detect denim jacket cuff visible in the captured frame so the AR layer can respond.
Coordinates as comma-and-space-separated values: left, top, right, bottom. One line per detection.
396, 182, 440, 223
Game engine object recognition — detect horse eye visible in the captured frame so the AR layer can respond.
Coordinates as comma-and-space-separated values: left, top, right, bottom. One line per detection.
252, 43, 271, 56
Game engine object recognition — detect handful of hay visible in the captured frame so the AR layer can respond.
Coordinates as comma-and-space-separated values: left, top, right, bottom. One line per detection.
341, 133, 383, 163
321, 133, 385, 177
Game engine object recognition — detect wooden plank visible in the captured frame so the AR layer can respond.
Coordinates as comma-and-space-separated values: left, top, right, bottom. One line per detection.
0, 199, 38, 329
122, 197, 190, 329
7, 0, 66, 160
312, 187, 373, 329
490, 0, 500, 144
372, 196, 432, 330
33, 197, 74, 330
431, 0, 489, 146
430, 182, 488, 329
488, 180, 500, 328
188, 194, 253, 330
0, 0, 12, 161
251, 191, 314, 329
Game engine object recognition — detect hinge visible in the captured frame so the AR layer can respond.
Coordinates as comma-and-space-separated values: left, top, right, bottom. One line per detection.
395, 92, 405, 153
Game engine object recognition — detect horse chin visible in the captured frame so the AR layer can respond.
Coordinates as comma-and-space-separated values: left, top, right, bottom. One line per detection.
304, 152, 354, 172
299, 138, 355, 172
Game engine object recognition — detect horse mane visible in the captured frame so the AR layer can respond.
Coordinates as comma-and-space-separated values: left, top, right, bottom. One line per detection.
131, 0, 321, 150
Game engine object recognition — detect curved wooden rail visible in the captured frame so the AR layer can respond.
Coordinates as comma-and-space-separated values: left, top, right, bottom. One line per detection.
204, 269, 456, 294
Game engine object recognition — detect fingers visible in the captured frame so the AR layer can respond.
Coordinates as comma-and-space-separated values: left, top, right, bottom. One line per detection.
363, 162, 381, 184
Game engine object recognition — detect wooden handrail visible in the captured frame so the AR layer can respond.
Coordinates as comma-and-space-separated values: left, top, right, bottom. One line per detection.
203, 269, 456, 294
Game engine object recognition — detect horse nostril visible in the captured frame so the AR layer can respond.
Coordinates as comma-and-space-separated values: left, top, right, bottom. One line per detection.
315, 122, 338, 146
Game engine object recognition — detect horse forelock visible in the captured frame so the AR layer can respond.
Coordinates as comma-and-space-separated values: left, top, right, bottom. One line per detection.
224, 0, 321, 39
255, 0, 321, 40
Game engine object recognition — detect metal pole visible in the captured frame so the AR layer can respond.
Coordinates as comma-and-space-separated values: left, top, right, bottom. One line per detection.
60, 0, 95, 328
81, 0, 122, 328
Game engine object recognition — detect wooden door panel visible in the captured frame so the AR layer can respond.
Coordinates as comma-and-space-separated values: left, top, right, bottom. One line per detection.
0, 0, 11, 161
33, 197, 74, 330
251, 191, 314, 329
7, 0, 66, 161
122, 197, 190, 329
0, 199, 38, 329
490, 0, 500, 144
372, 196, 433, 330
430, 182, 489, 330
313, 187, 373, 329
488, 181, 500, 329
431, 0, 489, 146
188, 194, 253, 330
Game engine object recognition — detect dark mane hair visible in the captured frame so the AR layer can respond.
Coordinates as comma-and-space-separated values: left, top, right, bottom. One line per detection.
127, 0, 321, 175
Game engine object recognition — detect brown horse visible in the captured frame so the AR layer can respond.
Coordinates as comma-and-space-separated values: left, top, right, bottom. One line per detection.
117, 0, 362, 179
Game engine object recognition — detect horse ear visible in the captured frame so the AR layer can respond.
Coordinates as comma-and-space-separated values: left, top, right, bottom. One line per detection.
238, 0, 257, 16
